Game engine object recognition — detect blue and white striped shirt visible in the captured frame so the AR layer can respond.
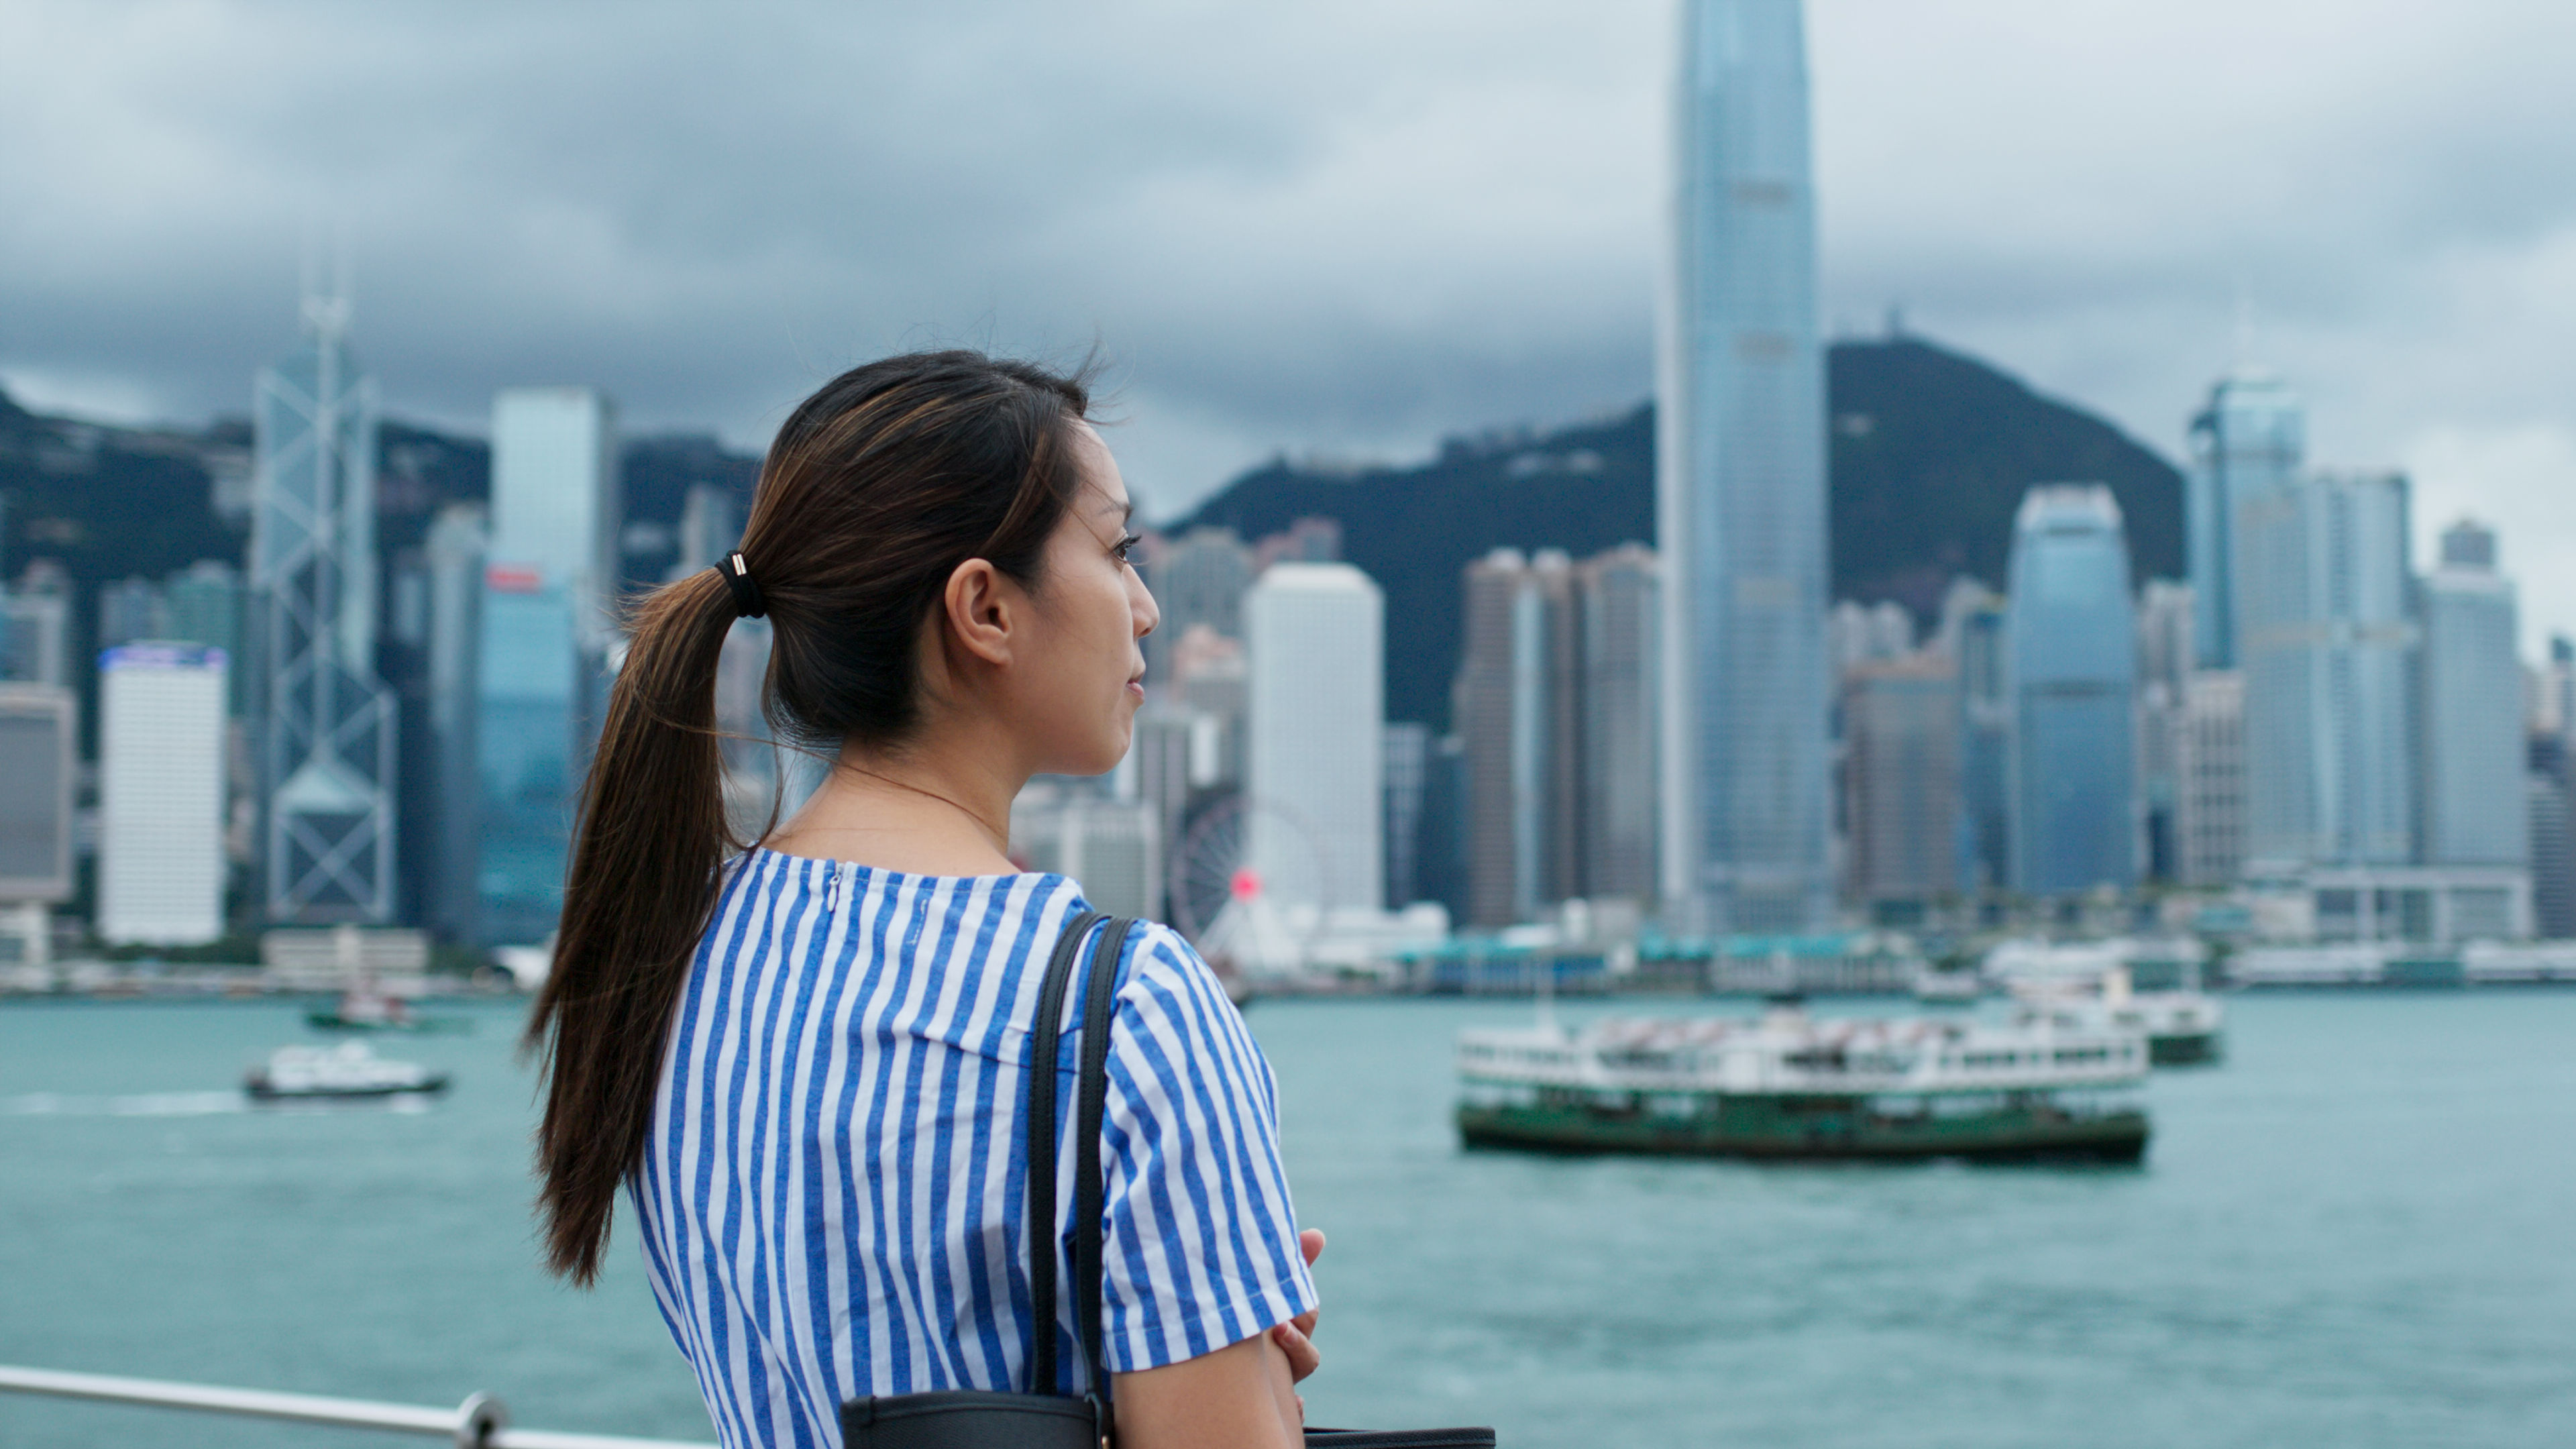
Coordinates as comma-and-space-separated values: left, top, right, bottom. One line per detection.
631, 849, 1318, 1449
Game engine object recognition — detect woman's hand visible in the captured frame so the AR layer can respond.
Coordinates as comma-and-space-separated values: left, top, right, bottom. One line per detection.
1115, 1227, 1328, 1449
1269, 1227, 1326, 1424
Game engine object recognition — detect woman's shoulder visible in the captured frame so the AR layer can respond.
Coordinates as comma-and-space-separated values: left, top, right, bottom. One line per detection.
1114, 919, 1226, 996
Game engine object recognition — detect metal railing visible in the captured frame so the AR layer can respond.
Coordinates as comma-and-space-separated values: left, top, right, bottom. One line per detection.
0, 1364, 716, 1449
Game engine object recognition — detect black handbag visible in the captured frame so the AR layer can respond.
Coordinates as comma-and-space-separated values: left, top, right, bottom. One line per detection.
843, 912, 1493, 1449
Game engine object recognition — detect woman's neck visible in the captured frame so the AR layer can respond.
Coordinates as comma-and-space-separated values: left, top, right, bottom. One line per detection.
761, 728, 1025, 877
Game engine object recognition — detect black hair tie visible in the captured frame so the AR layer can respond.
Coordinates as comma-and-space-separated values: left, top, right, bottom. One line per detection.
717, 551, 767, 619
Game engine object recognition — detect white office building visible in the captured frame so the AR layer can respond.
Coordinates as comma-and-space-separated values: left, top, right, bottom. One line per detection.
99, 643, 229, 945
1244, 562, 1384, 913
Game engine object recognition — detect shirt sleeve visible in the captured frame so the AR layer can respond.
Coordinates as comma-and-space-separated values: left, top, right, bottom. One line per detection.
1092, 923, 1320, 1374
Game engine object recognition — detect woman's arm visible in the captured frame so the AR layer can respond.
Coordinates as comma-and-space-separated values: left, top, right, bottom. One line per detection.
1112, 1327, 1303, 1449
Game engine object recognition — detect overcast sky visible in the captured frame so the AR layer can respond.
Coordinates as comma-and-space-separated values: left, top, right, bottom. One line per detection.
5, 1, 2573, 648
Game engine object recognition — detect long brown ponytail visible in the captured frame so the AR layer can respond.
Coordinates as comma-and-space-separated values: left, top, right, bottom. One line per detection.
527, 351, 1093, 1283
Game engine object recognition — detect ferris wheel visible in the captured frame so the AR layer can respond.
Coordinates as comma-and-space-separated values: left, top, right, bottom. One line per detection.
1167, 792, 1338, 965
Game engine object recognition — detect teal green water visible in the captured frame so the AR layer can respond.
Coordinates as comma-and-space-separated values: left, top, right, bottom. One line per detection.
1, 992, 2571, 1448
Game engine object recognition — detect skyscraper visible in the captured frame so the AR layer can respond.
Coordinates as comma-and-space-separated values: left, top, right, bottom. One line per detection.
1937, 577, 2010, 892
99, 643, 229, 945
1658, 0, 1831, 932
0, 684, 76, 964
2238, 468, 2416, 869
2418, 519, 2524, 868
2135, 580, 2194, 879
2005, 486, 2139, 895
162, 561, 248, 718
423, 504, 486, 941
1244, 562, 1383, 914
2173, 670, 2247, 887
253, 289, 399, 924
476, 388, 619, 945
1381, 720, 1432, 910
1578, 545, 1661, 904
1841, 654, 1960, 906
1458, 548, 1560, 927
2188, 370, 2304, 669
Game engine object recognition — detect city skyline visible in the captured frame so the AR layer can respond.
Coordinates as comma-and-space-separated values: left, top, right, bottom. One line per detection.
1, 3, 2571, 655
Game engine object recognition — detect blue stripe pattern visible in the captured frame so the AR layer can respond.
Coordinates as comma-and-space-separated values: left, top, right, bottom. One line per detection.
631, 849, 1318, 1448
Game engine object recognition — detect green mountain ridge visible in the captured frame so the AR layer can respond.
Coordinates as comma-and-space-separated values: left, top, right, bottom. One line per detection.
1180, 335, 2184, 727
2, 333, 2183, 738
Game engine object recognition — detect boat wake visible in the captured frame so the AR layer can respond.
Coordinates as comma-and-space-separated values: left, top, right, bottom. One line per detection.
1, 1091, 250, 1117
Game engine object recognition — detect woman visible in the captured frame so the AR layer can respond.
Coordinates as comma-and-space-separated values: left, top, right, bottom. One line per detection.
527, 352, 1322, 1448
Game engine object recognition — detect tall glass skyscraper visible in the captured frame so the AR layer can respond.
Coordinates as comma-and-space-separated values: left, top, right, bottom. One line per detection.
2418, 519, 2523, 868
2005, 486, 2139, 896
253, 291, 400, 923
476, 388, 619, 945
2238, 468, 2416, 869
2187, 370, 2304, 669
1657, 0, 1831, 932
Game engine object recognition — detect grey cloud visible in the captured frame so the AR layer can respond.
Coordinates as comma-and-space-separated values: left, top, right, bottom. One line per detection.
4, 0, 2573, 633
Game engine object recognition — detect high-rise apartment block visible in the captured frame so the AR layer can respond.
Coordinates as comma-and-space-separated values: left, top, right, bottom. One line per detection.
1244, 563, 1383, 913
1457, 548, 1569, 927
1578, 545, 1661, 904
2005, 486, 2138, 895
2237, 468, 2416, 870
2418, 519, 2524, 868
99, 643, 229, 944
2188, 370, 2304, 669
477, 387, 620, 945
253, 291, 399, 924
1456, 546, 1660, 928
1658, 0, 1832, 931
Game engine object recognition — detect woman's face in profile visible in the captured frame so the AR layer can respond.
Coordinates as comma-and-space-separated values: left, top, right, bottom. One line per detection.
1012, 422, 1159, 776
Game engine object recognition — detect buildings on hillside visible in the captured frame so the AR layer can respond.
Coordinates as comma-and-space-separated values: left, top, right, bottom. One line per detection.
1658, 0, 1833, 932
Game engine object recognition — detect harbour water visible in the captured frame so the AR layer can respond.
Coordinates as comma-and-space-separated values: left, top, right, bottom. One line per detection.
2, 991, 2571, 1447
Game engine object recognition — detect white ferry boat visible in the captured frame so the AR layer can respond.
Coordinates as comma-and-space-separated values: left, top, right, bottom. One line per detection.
1457, 1008, 2149, 1162
245, 1043, 449, 1102
2006, 971, 2224, 1066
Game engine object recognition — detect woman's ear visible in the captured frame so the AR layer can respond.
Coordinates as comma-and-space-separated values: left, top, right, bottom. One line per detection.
942, 557, 1016, 667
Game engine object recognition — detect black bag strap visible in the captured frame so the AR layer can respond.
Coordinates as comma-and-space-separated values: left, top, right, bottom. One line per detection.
1023, 908, 1102, 1399
1073, 916, 1137, 1403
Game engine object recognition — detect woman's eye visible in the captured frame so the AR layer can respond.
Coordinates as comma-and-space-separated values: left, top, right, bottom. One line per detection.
1114, 534, 1142, 564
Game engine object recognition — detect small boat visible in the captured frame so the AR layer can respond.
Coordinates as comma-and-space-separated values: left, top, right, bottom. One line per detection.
1456, 1006, 2149, 1163
246, 1043, 450, 1101
305, 987, 469, 1034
